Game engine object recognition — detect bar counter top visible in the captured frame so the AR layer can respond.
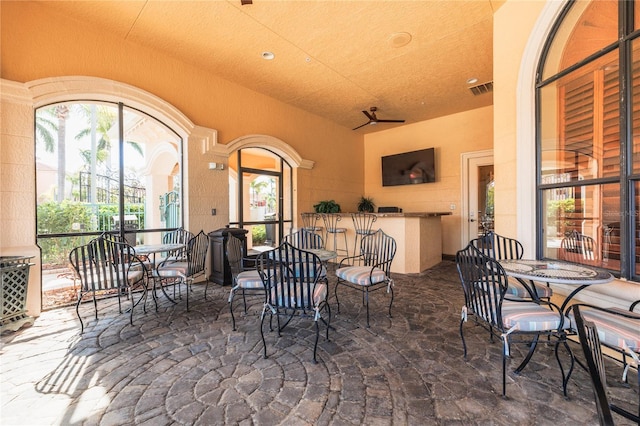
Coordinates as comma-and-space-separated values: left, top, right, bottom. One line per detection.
367, 212, 452, 218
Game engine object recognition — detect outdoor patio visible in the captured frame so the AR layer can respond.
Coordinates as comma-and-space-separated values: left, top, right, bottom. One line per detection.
1, 261, 637, 425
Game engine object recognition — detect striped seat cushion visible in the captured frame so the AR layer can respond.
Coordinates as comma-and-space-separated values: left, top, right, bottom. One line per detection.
569, 307, 640, 352
336, 266, 387, 286
269, 282, 327, 308
506, 278, 553, 299
157, 261, 188, 276
236, 270, 264, 289
501, 300, 571, 332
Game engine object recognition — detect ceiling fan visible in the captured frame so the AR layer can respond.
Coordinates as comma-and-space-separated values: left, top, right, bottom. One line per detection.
353, 107, 405, 130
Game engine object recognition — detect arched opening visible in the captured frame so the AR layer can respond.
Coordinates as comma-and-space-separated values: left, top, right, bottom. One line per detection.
30, 77, 195, 309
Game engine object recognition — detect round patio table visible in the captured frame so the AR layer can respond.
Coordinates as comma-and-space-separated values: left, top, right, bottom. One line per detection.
499, 259, 614, 314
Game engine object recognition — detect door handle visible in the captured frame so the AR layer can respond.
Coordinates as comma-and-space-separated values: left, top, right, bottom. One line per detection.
469, 219, 476, 222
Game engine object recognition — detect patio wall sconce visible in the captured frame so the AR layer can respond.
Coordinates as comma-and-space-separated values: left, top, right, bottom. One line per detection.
208, 162, 224, 171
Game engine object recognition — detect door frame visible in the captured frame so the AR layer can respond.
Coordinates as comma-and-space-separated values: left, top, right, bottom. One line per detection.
460, 149, 494, 248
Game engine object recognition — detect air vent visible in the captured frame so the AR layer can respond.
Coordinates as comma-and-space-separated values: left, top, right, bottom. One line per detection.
468, 81, 493, 96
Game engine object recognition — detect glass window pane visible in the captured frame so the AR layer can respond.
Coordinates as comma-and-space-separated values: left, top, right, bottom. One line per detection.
542, 183, 619, 270
635, 181, 640, 277
122, 107, 182, 245
542, 0, 618, 80
633, 38, 640, 173
540, 50, 620, 183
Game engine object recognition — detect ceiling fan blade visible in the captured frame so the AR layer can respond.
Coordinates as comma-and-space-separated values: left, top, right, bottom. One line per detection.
362, 110, 375, 121
376, 119, 405, 123
352, 121, 371, 130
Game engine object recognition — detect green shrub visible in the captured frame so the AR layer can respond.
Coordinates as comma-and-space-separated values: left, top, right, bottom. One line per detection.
252, 225, 266, 245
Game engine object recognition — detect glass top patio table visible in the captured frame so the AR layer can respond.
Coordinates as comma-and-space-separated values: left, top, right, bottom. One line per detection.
134, 243, 185, 256
499, 259, 614, 313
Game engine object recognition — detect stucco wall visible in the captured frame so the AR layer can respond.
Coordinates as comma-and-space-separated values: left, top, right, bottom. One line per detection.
363, 106, 493, 256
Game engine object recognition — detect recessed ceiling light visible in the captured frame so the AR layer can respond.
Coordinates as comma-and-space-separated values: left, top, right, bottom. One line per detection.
466, 78, 479, 84
388, 32, 412, 48
262, 51, 275, 60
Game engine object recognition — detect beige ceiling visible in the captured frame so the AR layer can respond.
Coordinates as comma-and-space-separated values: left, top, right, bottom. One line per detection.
34, 0, 503, 133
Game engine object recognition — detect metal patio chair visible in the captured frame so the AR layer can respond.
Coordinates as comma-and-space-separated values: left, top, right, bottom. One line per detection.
283, 228, 325, 250
351, 212, 377, 257
334, 229, 396, 327
573, 304, 640, 425
257, 242, 331, 363
471, 231, 553, 300
226, 234, 264, 330
69, 235, 149, 333
156, 230, 208, 310
456, 243, 573, 397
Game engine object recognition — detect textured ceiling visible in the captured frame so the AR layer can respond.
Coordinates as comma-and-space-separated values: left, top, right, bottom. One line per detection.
33, 0, 503, 133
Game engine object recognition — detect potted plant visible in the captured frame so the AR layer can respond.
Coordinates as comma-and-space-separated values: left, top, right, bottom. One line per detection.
313, 200, 341, 213
357, 196, 375, 213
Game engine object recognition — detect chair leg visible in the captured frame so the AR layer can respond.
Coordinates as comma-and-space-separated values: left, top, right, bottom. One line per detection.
460, 318, 467, 359
313, 317, 320, 364
388, 286, 394, 318
554, 336, 574, 398
128, 287, 134, 326
260, 309, 269, 359
514, 335, 539, 374
365, 288, 370, 328
334, 281, 341, 313
229, 289, 237, 331
502, 340, 508, 397
76, 295, 85, 334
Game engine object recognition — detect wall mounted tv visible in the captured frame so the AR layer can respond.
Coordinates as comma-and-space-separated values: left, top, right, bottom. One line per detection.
381, 147, 435, 187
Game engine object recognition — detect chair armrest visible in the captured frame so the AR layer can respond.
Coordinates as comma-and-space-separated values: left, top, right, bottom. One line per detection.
337, 254, 364, 268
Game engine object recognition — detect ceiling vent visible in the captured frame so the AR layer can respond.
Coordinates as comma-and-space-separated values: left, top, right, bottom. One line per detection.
468, 81, 493, 96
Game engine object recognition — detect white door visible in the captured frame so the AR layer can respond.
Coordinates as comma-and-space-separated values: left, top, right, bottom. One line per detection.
461, 150, 494, 247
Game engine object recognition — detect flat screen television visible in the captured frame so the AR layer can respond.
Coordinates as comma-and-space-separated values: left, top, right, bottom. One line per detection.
381, 147, 435, 187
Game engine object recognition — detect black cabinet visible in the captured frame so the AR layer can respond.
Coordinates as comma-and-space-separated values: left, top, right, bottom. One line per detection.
207, 228, 248, 286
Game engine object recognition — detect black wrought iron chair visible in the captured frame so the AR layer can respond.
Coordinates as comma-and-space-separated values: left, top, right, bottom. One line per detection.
160, 227, 194, 262
573, 304, 640, 425
283, 228, 324, 250
471, 231, 553, 300
257, 242, 330, 363
350, 212, 377, 257
301, 212, 322, 236
69, 235, 149, 333
226, 234, 264, 330
156, 230, 208, 310
334, 229, 396, 327
560, 230, 599, 266
321, 213, 349, 257
456, 243, 573, 397
570, 301, 640, 385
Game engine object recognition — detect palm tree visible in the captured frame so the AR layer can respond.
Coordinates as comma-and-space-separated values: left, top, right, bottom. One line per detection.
35, 107, 57, 154
54, 105, 70, 202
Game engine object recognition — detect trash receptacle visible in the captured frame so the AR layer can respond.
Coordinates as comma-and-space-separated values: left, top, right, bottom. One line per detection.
264, 213, 276, 246
113, 215, 139, 246
1, 256, 35, 333
207, 228, 248, 286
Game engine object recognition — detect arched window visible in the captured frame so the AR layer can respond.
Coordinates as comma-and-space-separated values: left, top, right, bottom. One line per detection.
537, 0, 640, 280
36, 101, 183, 308
228, 147, 293, 249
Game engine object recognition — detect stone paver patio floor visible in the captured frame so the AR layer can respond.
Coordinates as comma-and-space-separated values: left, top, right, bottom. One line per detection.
1, 261, 638, 425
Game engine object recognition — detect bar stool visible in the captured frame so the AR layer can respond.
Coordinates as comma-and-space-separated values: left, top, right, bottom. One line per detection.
301, 212, 322, 237
321, 213, 349, 257
351, 212, 377, 256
